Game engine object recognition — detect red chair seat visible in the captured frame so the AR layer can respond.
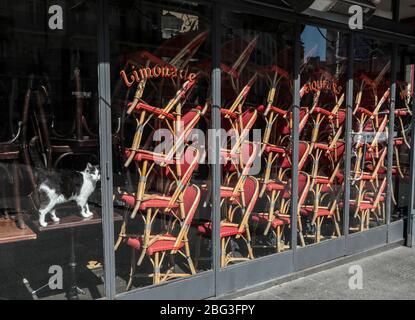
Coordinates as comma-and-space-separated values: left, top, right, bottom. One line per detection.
126, 235, 184, 256
395, 109, 410, 116
394, 138, 404, 146
349, 201, 377, 210
264, 144, 285, 154
355, 107, 374, 117
121, 194, 179, 210
124, 149, 175, 164
364, 195, 385, 202
313, 107, 335, 118
220, 108, 238, 119
314, 143, 332, 151
266, 182, 285, 191
220, 187, 240, 199
301, 207, 332, 217
256, 104, 287, 116
360, 174, 374, 181
314, 177, 330, 185
251, 213, 290, 228
358, 203, 377, 210
197, 222, 243, 238
129, 102, 176, 121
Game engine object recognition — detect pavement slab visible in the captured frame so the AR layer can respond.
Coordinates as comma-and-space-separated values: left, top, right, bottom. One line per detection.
235, 247, 415, 300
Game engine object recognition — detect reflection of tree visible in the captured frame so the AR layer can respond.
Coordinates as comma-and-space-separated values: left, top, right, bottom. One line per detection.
162, 10, 199, 38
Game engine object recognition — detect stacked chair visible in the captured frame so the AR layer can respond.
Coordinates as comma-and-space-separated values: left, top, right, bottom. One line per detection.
115, 31, 210, 288
349, 65, 391, 231
299, 70, 346, 243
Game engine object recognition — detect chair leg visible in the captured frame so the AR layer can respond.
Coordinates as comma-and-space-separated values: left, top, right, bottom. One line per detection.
184, 240, 196, 275
154, 252, 161, 284
276, 226, 281, 253
138, 208, 152, 266
245, 228, 254, 260
298, 219, 306, 247
126, 247, 136, 291
264, 190, 277, 236
359, 210, 364, 232
115, 212, 128, 251
333, 215, 341, 237
316, 217, 321, 243
12, 161, 25, 229
221, 238, 226, 268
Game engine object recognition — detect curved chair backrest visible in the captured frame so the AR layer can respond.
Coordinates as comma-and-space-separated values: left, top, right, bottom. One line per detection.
172, 184, 201, 253
298, 172, 311, 211
238, 176, 260, 234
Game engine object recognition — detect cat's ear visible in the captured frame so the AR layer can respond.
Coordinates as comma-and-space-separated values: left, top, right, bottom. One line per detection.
86, 162, 93, 169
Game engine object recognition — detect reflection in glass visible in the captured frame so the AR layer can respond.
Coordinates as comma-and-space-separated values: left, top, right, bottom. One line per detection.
298, 26, 347, 245
350, 37, 391, 233
392, 46, 414, 221
109, 0, 212, 292
0, 1, 103, 300
218, 12, 295, 265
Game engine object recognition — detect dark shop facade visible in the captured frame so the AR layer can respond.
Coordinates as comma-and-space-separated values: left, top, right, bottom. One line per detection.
0, 0, 415, 300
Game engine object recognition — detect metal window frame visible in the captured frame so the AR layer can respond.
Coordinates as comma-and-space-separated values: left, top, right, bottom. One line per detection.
97, 0, 116, 300
94, 0, 415, 300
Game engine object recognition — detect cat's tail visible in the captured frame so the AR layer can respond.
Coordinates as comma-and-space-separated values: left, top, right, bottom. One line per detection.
29, 137, 46, 169
29, 137, 48, 183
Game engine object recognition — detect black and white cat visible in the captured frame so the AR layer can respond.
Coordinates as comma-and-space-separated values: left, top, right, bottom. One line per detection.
37, 163, 101, 227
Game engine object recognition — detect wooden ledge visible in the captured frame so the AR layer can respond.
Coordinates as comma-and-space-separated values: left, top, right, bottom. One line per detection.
0, 219, 37, 245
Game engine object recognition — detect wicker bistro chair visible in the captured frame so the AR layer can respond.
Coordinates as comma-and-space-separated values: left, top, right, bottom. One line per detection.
125, 184, 201, 288
119, 146, 201, 264
197, 175, 260, 267
251, 172, 311, 251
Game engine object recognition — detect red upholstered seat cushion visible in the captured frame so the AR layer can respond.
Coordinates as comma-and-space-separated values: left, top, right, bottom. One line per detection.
300, 207, 332, 217
220, 108, 238, 119
121, 194, 179, 210
314, 177, 330, 185
251, 213, 290, 228
355, 107, 373, 117
394, 138, 404, 146
312, 107, 335, 118
124, 149, 175, 164
126, 235, 184, 256
130, 102, 176, 121
358, 203, 377, 210
197, 222, 243, 238
266, 182, 285, 192
314, 143, 332, 151
349, 201, 377, 210
220, 187, 240, 199
264, 144, 285, 155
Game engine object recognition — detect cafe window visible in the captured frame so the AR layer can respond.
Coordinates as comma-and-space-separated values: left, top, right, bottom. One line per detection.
109, 0, 212, 293
0, 0, 103, 299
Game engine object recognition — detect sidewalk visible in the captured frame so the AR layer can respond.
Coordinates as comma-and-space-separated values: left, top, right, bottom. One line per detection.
236, 247, 415, 300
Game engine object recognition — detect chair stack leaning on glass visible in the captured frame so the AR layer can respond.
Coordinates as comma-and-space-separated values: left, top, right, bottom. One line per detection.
114, 31, 209, 288
349, 63, 391, 232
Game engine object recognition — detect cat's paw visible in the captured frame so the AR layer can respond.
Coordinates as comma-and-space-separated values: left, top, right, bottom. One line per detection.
81, 211, 93, 218
51, 216, 60, 223
39, 220, 48, 227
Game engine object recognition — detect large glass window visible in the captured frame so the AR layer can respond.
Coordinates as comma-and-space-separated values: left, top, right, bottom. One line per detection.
392, 45, 415, 222
350, 37, 391, 233
298, 26, 347, 245
218, 11, 295, 264
109, 0, 212, 293
0, 1, 103, 299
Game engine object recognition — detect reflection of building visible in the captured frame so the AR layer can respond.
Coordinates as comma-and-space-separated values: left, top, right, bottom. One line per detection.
0, 0, 415, 302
